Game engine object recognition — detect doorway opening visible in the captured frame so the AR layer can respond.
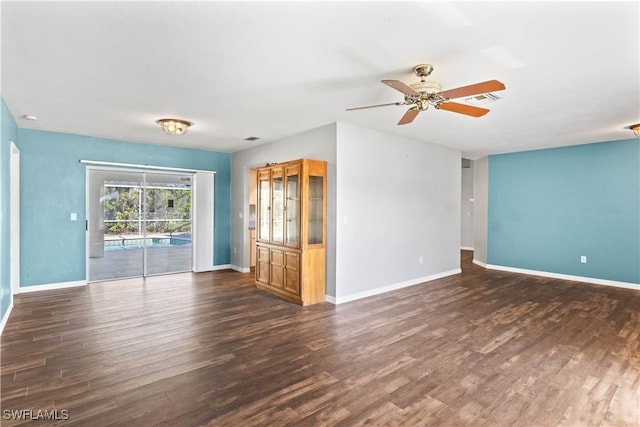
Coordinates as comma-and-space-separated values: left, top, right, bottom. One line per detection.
10, 142, 20, 294
87, 169, 193, 282
461, 158, 474, 250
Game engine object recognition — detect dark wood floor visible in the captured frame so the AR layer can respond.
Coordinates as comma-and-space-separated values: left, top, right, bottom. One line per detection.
1, 251, 639, 426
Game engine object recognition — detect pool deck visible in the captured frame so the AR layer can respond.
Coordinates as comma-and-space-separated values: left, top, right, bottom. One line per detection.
89, 245, 192, 281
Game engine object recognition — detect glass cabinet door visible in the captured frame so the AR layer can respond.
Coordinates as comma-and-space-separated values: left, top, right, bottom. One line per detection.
258, 170, 270, 242
308, 175, 324, 245
285, 165, 300, 247
271, 168, 284, 244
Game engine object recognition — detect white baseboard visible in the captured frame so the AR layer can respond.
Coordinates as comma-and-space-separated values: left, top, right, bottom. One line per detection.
473, 259, 487, 267
230, 265, 250, 273
485, 264, 640, 292
460, 246, 474, 251
325, 295, 336, 304
0, 298, 14, 336
194, 264, 231, 273
19, 280, 87, 293
333, 268, 462, 304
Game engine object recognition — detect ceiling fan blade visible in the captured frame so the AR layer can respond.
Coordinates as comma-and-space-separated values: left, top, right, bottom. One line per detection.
440, 80, 505, 100
382, 80, 421, 97
437, 102, 490, 117
398, 108, 420, 125
346, 101, 406, 111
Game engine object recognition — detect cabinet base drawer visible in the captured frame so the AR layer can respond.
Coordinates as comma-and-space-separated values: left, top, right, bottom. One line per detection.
256, 283, 304, 305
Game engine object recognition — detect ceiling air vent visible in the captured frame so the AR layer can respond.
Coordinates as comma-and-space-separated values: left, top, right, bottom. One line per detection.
464, 92, 502, 105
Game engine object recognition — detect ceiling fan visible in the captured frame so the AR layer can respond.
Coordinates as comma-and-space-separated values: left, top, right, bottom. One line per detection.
346, 64, 506, 125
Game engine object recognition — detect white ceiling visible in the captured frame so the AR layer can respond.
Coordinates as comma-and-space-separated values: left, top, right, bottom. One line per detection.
1, 1, 638, 159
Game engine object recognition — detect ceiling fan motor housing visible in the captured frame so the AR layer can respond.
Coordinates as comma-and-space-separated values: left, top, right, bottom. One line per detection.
407, 81, 446, 110
408, 65, 446, 110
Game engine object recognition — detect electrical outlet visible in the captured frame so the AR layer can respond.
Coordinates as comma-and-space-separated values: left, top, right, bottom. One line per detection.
234, 247, 237, 254
419, 256, 423, 264
580, 255, 587, 264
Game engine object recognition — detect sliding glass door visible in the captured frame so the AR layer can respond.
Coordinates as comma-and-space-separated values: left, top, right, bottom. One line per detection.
144, 173, 192, 276
88, 170, 144, 281
87, 169, 193, 282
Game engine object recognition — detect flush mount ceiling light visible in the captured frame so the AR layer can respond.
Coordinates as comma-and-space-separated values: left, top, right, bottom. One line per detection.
629, 123, 640, 137
156, 118, 192, 136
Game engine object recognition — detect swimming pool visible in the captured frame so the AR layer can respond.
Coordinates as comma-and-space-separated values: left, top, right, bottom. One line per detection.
104, 236, 191, 251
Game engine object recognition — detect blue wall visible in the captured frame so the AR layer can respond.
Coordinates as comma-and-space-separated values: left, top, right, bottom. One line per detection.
1, 99, 18, 320
488, 139, 640, 284
17, 129, 230, 287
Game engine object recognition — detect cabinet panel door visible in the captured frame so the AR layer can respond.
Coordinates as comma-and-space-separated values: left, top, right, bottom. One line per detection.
271, 168, 284, 245
283, 251, 300, 295
257, 170, 271, 243
270, 249, 284, 289
307, 174, 324, 245
284, 164, 300, 248
256, 246, 270, 285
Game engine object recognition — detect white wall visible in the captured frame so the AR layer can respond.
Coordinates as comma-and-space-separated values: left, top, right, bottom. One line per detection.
472, 157, 488, 264
230, 123, 337, 295
335, 123, 461, 301
461, 160, 474, 249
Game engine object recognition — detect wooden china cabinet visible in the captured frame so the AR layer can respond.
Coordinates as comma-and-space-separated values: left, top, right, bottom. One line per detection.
255, 159, 327, 305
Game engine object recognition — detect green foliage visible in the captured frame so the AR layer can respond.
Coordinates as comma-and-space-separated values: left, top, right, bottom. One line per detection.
103, 184, 191, 236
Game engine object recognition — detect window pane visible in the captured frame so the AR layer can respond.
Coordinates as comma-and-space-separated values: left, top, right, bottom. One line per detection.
308, 176, 323, 245
285, 172, 299, 246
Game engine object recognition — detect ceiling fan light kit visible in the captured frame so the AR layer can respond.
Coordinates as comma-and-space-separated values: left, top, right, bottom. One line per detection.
156, 118, 192, 136
347, 63, 506, 125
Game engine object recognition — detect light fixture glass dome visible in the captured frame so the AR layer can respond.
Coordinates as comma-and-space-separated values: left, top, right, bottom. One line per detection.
156, 118, 192, 136
410, 81, 442, 94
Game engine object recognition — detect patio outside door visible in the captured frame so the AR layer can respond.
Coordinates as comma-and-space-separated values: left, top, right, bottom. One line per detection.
144, 173, 193, 276
87, 169, 193, 282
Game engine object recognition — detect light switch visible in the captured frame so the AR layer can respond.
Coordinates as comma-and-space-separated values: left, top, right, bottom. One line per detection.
70, 212, 77, 221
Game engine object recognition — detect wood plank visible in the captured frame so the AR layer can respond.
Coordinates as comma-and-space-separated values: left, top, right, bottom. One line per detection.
1, 252, 639, 426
